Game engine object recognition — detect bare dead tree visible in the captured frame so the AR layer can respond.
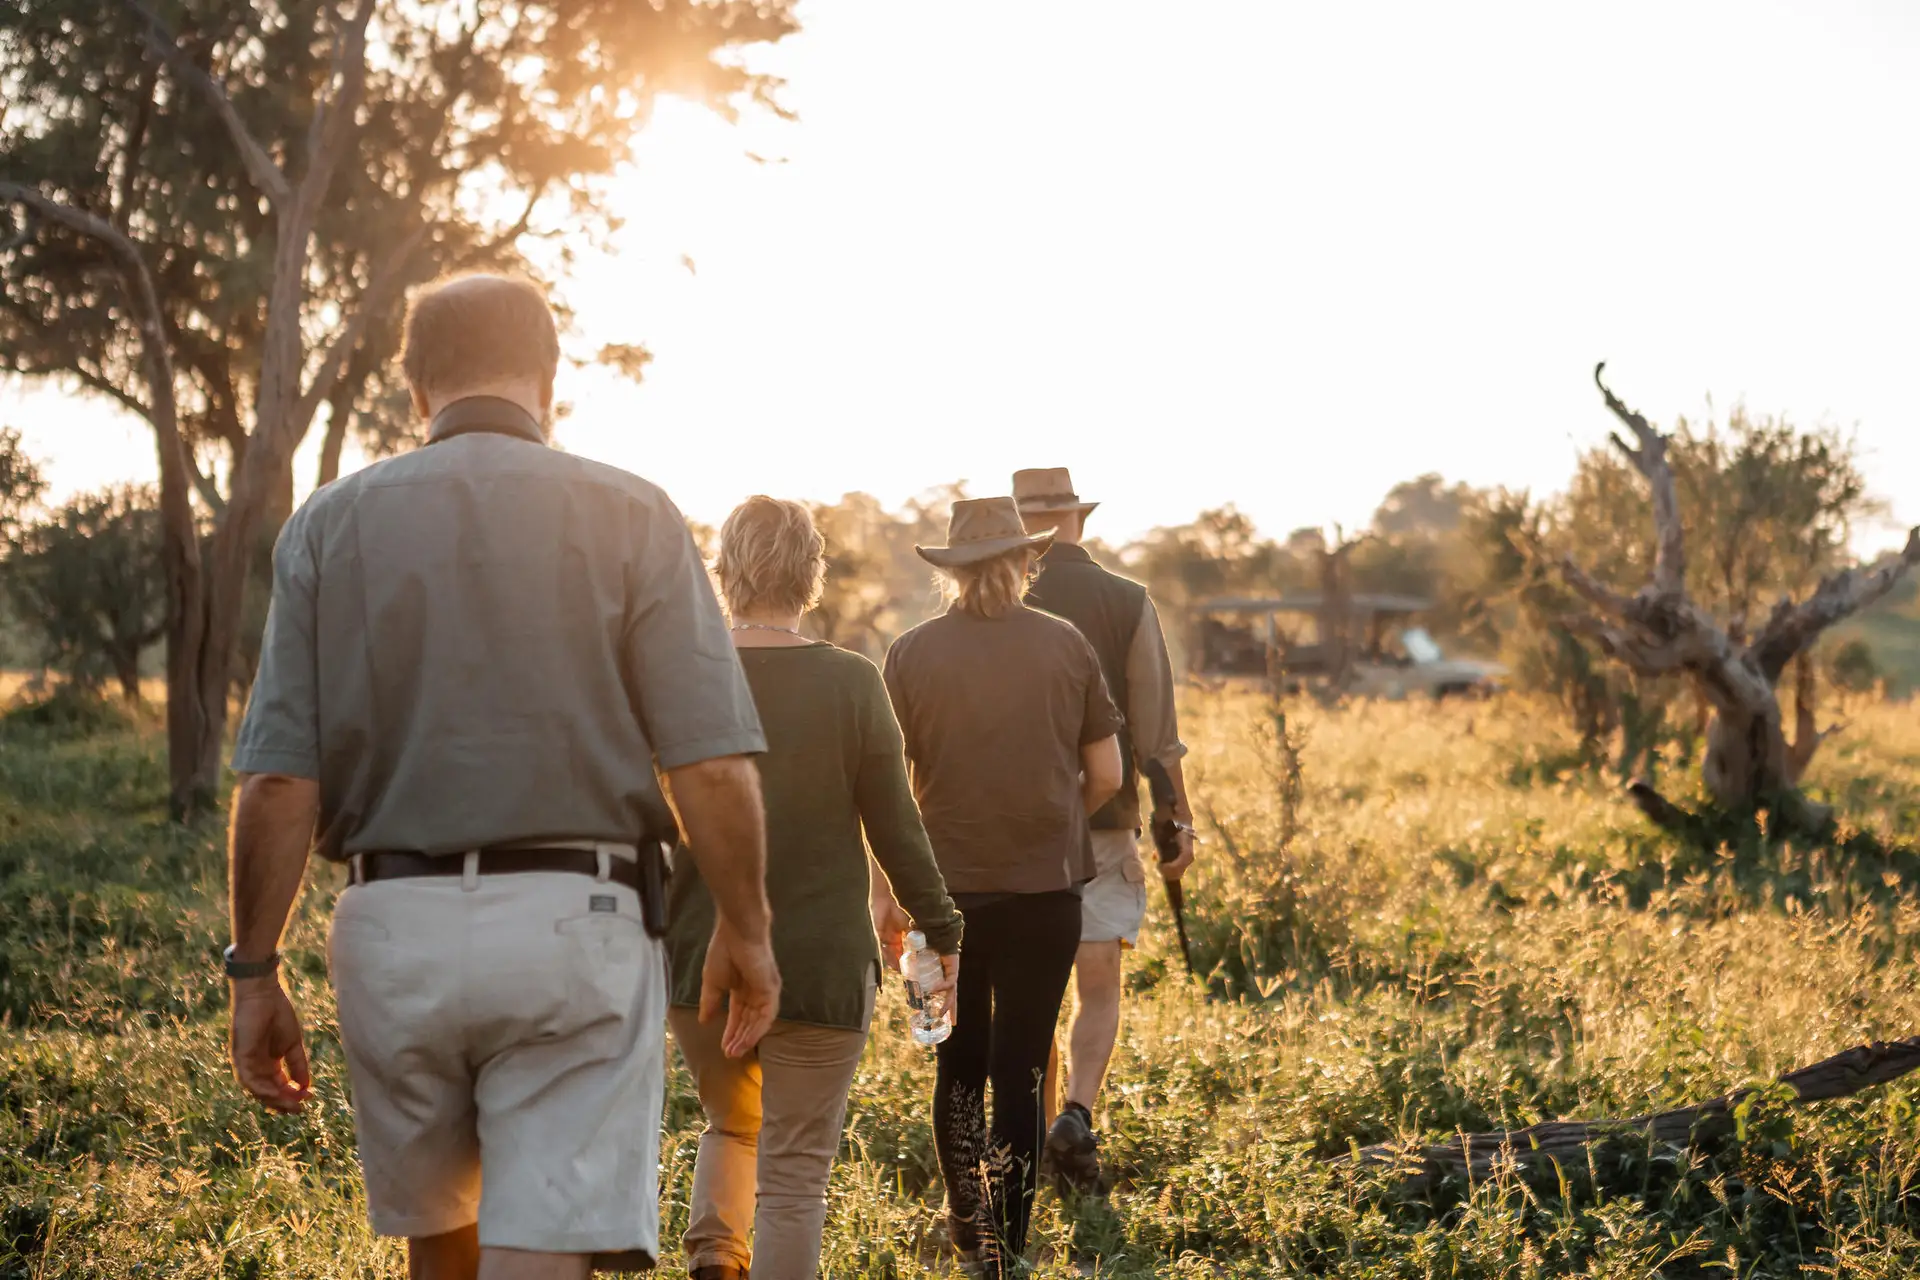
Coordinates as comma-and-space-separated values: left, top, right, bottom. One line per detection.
1561, 364, 1919, 837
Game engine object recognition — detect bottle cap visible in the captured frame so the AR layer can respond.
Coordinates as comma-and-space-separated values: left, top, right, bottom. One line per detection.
905, 929, 927, 952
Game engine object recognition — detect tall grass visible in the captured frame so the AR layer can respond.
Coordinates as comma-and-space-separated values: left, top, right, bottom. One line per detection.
5, 689, 1920, 1276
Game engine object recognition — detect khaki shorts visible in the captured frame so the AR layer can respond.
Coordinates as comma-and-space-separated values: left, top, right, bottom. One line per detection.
328, 862, 666, 1258
1081, 829, 1149, 946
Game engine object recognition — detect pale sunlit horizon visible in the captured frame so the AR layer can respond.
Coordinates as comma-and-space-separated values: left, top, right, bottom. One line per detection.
5, 0, 1916, 554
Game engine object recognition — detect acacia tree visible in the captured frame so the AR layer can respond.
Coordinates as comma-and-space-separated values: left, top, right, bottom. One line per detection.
0, 0, 797, 815
1560, 364, 1919, 836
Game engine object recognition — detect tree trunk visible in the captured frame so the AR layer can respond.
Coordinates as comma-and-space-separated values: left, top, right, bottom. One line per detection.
1338, 1035, 1920, 1197
187, 440, 297, 802
0, 184, 213, 818
1701, 701, 1786, 809
1318, 541, 1355, 691
112, 651, 142, 706
317, 377, 353, 488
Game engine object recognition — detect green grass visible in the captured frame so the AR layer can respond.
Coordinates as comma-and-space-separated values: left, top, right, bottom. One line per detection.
1835, 576, 1920, 697
7, 690, 1920, 1276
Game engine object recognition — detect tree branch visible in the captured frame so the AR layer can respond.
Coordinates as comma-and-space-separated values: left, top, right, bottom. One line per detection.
1559, 555, 1634, 618
1561, 611, 1693, 676
1594, 361, 1686, 594
68, 367, 152, 421
0, 205, 36, 254
1624, 779, 1712, 840
1749, 529, 1920, 680
113, 61, 161, 234
123, 0, 291, 209
184, 445, 228, 517
1784, 654, 1831, 784
293, 224, 429, 433
458, 187, 546, 267
294, 0, 376, 223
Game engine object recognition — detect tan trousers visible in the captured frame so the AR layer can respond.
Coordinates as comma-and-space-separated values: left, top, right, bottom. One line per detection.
668, 991, 873, 1279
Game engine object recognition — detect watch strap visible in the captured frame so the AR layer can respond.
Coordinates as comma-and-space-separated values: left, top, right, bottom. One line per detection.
223, 944, 281, 980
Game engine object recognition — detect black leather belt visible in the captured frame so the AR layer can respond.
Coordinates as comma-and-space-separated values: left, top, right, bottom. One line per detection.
356, 848, 642, 893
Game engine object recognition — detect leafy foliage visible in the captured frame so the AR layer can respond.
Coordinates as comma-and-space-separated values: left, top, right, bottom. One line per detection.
2, 0, 800, 810
0, 427, 48, 539
0, 0, 798, 487
3, 485, 167, 702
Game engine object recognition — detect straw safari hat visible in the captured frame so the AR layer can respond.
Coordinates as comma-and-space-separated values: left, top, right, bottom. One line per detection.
1012, 467, 1099, 518
915, 497, 1057, 568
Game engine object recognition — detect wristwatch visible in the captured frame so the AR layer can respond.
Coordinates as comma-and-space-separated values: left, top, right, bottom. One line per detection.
223, 944, 281, 980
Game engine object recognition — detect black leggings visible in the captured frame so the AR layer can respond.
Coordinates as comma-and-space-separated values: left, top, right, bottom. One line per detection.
934, 889, 1081, 1268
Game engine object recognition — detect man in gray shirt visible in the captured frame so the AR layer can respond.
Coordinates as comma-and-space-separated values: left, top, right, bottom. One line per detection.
225, 274, 778, 1279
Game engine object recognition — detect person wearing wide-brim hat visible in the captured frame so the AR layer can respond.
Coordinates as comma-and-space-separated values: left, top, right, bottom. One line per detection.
875, 495, 1125, 1277
1012, 467, 1196, 1195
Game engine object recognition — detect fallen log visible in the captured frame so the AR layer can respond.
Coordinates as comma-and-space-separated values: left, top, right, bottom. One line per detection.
1338, 1036, 1920, 1196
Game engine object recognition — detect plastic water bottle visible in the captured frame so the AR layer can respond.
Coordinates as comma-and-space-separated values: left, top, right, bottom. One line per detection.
899, 929, 952, 1046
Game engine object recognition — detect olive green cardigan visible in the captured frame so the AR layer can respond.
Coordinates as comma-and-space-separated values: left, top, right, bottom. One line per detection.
666, 643, 962, 1029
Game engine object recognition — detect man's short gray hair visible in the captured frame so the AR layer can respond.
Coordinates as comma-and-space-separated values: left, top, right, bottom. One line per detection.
401, 274, 560, 399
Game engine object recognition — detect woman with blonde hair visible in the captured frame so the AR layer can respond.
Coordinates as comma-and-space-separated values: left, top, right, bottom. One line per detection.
878, 496, 1125, 1277
665, 495, 962, 1280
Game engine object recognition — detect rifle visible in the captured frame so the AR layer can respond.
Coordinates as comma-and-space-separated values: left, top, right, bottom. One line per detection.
1140, 758, 1196, 978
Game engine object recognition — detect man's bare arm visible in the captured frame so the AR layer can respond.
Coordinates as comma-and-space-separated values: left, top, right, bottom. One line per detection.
663, 754, 779, 1057
230, 773, 320, 962
1080, 733, 1124, 816
227, 773, 319, 1113
664, 755, 771, 939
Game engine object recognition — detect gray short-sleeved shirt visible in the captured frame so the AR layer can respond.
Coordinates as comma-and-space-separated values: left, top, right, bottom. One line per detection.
232, 398, 766, 860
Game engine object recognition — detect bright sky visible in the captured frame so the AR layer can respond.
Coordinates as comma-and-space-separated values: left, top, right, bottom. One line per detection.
6, 0, 1917, 551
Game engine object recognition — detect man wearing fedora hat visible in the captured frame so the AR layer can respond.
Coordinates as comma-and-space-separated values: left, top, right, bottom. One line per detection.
1013, 467, 1195, 1193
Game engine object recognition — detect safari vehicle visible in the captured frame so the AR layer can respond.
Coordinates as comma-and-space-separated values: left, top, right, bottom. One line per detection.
1192, 594, 1505, 698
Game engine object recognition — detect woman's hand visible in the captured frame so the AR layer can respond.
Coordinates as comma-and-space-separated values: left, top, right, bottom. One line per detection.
930, 952, 960, 1025
871, 891, 910, 970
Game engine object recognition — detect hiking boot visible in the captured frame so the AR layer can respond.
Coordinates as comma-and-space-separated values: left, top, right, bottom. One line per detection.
1043, 1102, 1102, 1193
690, 1266, 746, 1280
948, 1210, 991, 1277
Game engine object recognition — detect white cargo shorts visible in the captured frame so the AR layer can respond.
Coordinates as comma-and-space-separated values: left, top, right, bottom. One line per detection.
328, 857, 666, 1259
1081, 828, 1149, 947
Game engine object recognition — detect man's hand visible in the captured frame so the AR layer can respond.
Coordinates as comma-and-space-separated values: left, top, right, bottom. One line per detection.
1153, 805, 1197, 882
230, 979, 312, 1113
871, 891, 910, 970
667, 754, 777, 1057
227, 772, 318, 1113
699, 921, 781, 1058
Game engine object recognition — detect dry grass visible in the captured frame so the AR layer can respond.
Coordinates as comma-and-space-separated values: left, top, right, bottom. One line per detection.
5, 689, 1920, 1276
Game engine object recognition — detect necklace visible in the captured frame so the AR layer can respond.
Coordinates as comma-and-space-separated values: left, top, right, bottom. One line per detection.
731, 623, 804, 637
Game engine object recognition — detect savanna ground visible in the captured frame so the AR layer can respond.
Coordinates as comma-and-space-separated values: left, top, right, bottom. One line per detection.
5, 684, 1920, 1278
